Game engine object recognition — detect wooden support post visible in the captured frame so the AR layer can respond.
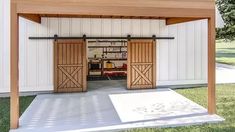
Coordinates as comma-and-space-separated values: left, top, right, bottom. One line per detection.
10, 2, 19, 129
208, 15, 216, 114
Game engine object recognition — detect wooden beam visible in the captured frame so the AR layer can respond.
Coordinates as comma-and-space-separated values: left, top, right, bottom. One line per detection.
166, 18, 204, 25
13, 0, 215, 10
20, 14, 41, 23
10, 1, 19, 129
208, 15, 216, 114
16, 3, 214, 18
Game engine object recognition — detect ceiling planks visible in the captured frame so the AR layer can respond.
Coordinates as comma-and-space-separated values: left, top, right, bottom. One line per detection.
166, 18, 205, 25
19, 14, 41, 23
14, 0, 215, 23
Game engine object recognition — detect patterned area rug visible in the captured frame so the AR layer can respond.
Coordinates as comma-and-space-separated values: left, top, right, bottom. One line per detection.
109, 89, 223, 123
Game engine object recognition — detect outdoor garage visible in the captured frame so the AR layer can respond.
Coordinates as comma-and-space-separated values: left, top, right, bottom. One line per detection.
6, 0, 218, 130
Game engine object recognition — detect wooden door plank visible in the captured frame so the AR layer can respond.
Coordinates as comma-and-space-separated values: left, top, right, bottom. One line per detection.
68, 44, 72, 88
71, 44, 75, 88
135, 42, 139, 85
142, 43, 146, 85
62, 44, 67, 91
58, 44, 63, 92
78, 43, 82, 89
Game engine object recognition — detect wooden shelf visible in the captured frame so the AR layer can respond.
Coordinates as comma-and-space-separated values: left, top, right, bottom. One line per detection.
89, 69, 102, 72
89, 68, 127, 72
88, 57, 102, 60
102, 58, 127, 61
104, 51, 127, 53
103, 68, 127, 71
88, 61, 101, 64
88, 58, 127, 76
88, 58, 127, 61
88, 46, 127, 48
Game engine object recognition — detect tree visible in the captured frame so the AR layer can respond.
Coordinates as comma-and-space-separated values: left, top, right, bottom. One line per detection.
216, 0, 235, 40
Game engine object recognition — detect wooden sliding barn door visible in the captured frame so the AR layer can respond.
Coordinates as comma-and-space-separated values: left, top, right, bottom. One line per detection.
127, 40, 156, 89
54, 40, 87, 93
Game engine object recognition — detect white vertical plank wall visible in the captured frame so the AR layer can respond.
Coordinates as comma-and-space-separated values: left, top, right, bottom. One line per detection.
0, 1, 208, 93
0, 0, 10, 93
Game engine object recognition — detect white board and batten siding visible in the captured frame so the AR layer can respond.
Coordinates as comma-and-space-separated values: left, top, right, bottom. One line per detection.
0, 0, 10, 93
0, 1, 208, 93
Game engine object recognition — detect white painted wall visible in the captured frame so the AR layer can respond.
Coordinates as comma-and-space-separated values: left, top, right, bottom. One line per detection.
0, 0, 10, 93
0, 0, 208, 93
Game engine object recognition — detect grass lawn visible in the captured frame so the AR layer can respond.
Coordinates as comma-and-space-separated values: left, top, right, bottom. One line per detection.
0, 96, 35, 132
216, 40, 235, 66
127, 84, 235, 132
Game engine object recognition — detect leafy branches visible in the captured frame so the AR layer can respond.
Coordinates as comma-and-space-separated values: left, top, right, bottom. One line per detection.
216, 0, 235, 40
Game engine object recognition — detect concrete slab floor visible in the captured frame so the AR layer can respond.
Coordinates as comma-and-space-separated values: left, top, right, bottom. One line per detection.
216, 63, 235, 84
11, 80, 224, 132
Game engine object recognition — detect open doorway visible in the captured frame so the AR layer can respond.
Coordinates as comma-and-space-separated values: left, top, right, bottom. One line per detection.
87, 39, 156, 91
87, 40, 128, 91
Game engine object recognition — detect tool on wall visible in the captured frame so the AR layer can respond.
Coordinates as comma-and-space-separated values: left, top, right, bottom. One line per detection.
106, 60, 116, 69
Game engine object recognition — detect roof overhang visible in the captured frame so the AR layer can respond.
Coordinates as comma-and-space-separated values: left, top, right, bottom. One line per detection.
12, 0, 216, 25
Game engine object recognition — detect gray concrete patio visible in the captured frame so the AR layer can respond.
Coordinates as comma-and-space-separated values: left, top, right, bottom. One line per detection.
216, 63, 235, 84
11, 80, 224, 132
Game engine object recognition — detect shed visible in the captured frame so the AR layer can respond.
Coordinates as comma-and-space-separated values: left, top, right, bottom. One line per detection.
9, 0, 216, 129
